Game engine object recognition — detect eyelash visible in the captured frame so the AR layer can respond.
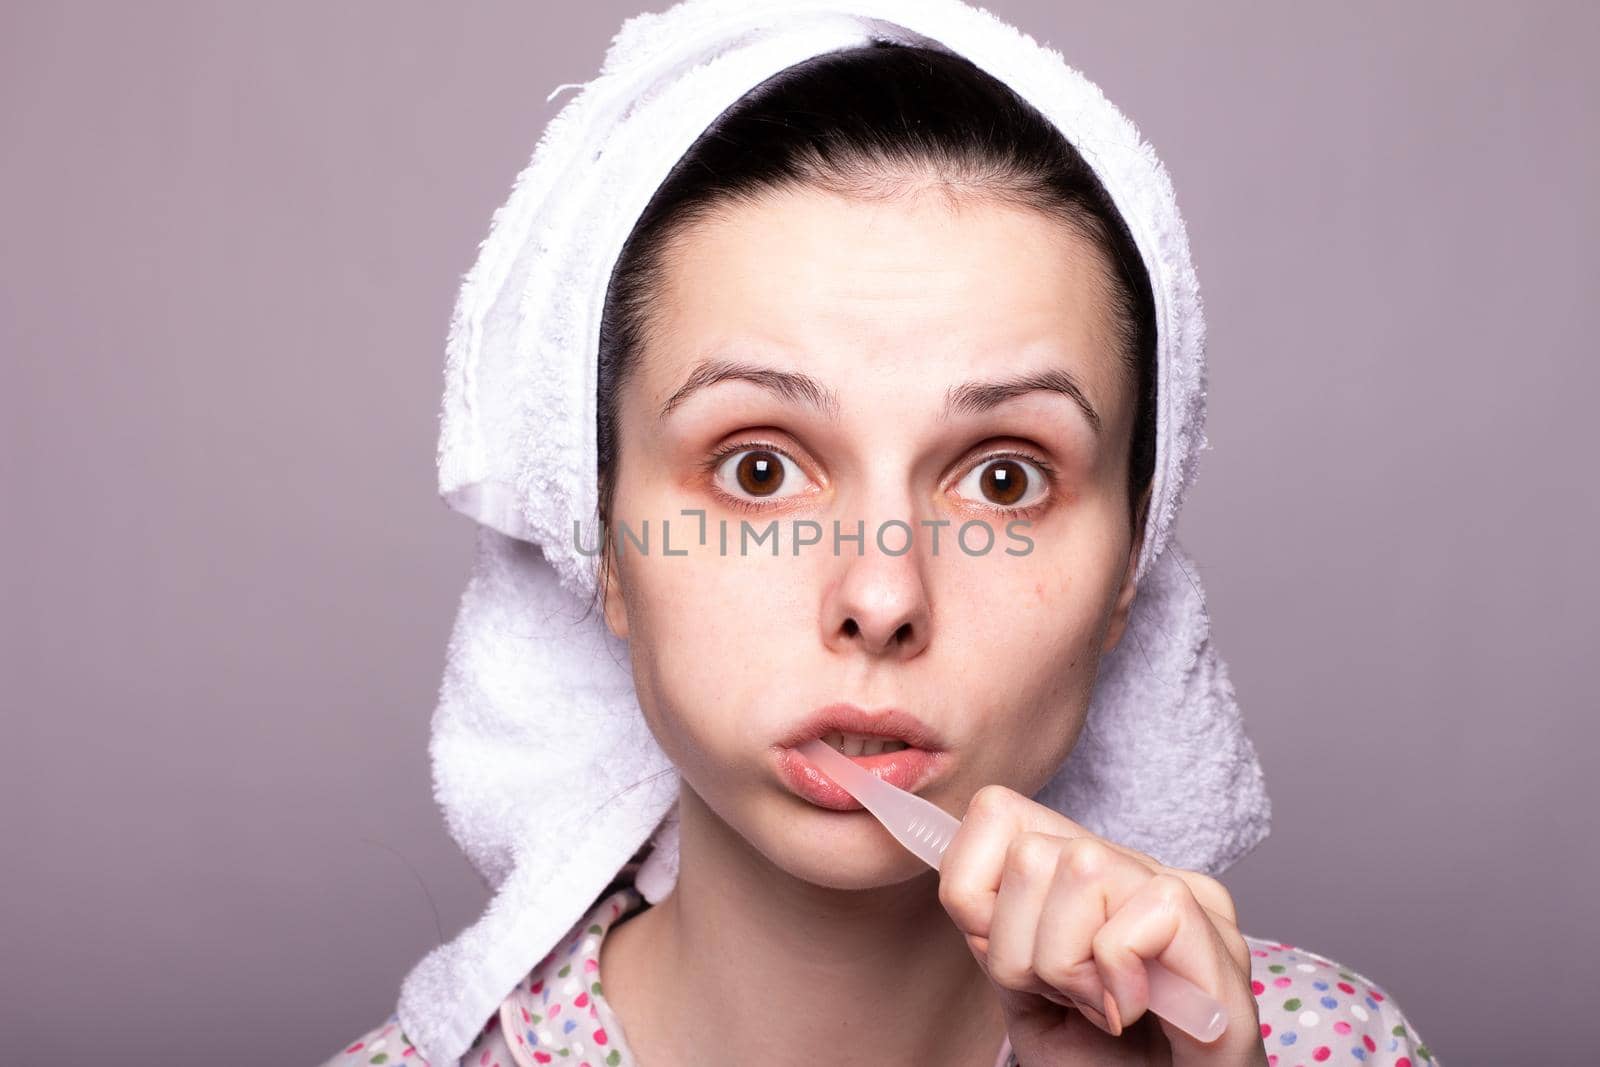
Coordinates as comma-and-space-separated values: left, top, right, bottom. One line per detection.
701, 439, 1059, 518
962, 449, 1059, 519
700, 439, 797, 516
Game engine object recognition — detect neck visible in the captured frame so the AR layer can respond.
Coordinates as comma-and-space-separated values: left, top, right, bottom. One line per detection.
602, 784, 1008, 1067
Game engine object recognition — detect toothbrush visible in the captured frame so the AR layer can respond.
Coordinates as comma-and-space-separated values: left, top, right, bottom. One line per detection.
796, 738, 1229, 1044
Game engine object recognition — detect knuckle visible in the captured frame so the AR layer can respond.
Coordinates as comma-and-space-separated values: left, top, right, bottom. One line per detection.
1190, 871, 1235, 915
1061, 837, 1115, 881
1089, 922, 1123, 966
985, 953, 1033, 990
1148, 872, 1191, 912
1226, 929, 1252, 973
1005, 831, 1058, 878
968, 783, 1018, 819
937, 877, 982, 927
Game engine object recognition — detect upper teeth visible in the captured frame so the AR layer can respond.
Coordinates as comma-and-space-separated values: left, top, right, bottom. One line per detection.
822, 731, 911, 756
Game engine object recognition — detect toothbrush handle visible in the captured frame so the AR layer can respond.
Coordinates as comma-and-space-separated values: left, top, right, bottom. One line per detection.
1144, 957, 1229, 1043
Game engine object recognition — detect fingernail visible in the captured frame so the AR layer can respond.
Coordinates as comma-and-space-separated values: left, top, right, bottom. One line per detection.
1102, 991, 1123, 1037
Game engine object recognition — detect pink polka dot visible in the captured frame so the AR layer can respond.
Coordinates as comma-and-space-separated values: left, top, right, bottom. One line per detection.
593, 1028, 609, 1046
1333, 1021, 1351, 1034
1336, 982, 1355, 994
1363, 1034, 1377, 1051
1312, 1047, 1331, 1061
1252, 980, 1266, 995
1260, 1023, 1272, 1038
1273, 976, 1292, 987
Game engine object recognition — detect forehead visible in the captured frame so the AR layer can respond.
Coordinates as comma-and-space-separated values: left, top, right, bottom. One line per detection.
642, 184, 1128, 423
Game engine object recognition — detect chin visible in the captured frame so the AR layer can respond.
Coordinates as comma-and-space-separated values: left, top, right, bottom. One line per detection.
751, 802, 936, 891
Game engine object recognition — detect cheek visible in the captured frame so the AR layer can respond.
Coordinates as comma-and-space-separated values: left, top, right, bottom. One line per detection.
941, 548, 1116, 778
619, 547, 813, 765
946, 550, 1108, 667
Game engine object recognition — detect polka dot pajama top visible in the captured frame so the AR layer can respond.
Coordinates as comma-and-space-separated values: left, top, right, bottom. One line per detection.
323, 882, 1438, 1067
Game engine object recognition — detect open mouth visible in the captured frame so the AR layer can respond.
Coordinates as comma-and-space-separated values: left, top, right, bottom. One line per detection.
816, 731, 913, 756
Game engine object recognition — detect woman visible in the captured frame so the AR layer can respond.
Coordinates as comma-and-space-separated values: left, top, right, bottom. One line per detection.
326, 4, 1437, 1065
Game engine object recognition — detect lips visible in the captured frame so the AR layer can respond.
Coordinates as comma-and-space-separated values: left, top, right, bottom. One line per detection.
773, 703, 946, 751
772, 703, 948, 810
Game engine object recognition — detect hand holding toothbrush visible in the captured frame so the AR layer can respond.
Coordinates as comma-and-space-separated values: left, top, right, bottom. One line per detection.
936, 783, 1268, 1065
796, 741, 1265, 1064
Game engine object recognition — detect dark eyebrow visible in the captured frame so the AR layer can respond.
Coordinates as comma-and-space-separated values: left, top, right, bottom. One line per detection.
941, 367, 1102, 436
657, 358, 1100, 436
657, 359, 843, 423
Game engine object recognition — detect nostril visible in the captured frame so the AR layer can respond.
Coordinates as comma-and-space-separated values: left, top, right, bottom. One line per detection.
842, 618, 859, 637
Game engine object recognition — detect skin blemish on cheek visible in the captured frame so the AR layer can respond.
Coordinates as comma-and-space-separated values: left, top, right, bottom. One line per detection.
1034, 582, 1045, 603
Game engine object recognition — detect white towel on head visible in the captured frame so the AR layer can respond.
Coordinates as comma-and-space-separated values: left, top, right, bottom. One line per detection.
402, 1, 1272, 1063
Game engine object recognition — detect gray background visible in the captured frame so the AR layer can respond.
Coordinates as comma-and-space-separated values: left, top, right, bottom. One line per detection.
4, 2, 1595, 1064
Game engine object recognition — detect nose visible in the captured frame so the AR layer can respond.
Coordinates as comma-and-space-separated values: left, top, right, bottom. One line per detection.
821, 534, 932, 659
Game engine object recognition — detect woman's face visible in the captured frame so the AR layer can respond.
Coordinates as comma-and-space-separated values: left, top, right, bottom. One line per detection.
602, 181, 1148, 888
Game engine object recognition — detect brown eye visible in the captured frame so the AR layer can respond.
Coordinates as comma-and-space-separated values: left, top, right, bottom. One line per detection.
981, 459, 1026, 505
954, 456, 1048, 510
713, 447, 807, 505
736, 451, 783, 495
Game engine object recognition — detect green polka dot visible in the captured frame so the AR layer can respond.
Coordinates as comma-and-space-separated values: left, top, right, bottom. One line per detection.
1418, 1046, 1432, 1061
558, 963, 572, 977
369, 1057, 388, 1065
591, 981, 603, 995
588, 923, 603, 934
606, 1051, 622, 1066
530, 1013, 543, 1024
1268, 964, 1285, 974
1282, 997, 1301, 1011
1392, 1024, 1409, 1037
